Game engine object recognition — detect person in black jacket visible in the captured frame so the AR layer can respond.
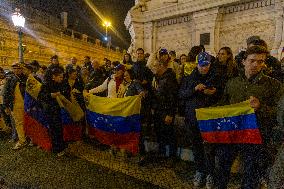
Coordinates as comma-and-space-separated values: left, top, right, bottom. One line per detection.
44, 55, 64, 83
83, 56, 93, 73
38, 67, 68, 156
179, 52, 222, 187
3, 63, 28, 150
151, 49, 178, 166
65, 57, 81, 75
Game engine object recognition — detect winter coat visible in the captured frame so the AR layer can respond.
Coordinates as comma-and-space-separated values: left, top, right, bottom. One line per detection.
117, 80, 144, 97
65, 63, 81, 74
219, 71, 283, 144
44, 64, 65, 83
178, 67, 222, 124
152, 68, 178, 119
132, 61, 153, 90
38, 80, 69, 114
3, 73, 27, 111
85, 67, 108, 97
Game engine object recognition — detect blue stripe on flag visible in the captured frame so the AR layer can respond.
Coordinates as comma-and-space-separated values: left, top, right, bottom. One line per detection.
198, 113, 258, 132
86, 110, 141, 133
61, 108, 74, 124
24, 92, 49, 128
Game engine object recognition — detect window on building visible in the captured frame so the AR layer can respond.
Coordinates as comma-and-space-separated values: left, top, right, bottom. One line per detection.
200, 33, 210, 45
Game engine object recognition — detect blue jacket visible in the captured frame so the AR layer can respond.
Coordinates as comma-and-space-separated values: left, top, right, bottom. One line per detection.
178, 67, 222, 124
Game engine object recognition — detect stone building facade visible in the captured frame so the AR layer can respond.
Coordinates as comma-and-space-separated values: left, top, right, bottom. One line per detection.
125, 0, 284, 58
0, 3, 123, 68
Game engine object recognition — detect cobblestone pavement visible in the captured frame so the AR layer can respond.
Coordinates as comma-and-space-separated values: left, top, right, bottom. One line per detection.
0, 133, 160, 189
0, 130, 242, 189
68, 141, 240, 189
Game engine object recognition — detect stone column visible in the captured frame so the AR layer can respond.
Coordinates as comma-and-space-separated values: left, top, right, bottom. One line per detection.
214, 8, 224, 54
274, 0, 284, 59
60, 12, 68, 28
152, 21, 158, 52
127, 22, 144, 55
144, 22, 154, 53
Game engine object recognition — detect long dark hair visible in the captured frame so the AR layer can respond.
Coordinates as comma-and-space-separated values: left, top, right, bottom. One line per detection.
217, 46, 237, 77
123, 53, 133, 64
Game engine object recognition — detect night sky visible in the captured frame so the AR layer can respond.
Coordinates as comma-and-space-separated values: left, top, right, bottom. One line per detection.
12, 0, 135, 49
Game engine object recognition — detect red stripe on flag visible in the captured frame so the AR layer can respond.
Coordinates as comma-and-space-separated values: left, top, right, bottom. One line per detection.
201, 129, 262, 144
91, 128, 140, 155
63, 124, 82, 142
24, 113, 52, 151
88, 125, 97, 139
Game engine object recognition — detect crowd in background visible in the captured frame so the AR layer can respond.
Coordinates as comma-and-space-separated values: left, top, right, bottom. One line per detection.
0, 35, 283, 188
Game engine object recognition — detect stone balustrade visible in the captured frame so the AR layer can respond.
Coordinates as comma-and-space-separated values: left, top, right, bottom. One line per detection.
0, 3, 124, 68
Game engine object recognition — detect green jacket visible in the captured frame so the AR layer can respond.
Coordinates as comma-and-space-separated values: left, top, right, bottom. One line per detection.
219, 72, 283, 144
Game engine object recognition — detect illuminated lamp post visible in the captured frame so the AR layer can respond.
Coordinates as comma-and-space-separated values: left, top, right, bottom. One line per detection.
103, 21, 111, 41
12, 8, 25, 63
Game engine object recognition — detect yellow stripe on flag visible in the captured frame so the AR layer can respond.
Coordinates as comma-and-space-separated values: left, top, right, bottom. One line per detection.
26, 75, 42, 99
196, 100, 254, 121
87, 95, 141, 117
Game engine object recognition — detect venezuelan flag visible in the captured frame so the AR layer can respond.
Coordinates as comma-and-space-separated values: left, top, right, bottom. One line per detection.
86, 95, 141, 154
56, 94, 84, 142
24, 75, 52, 151
196, 100, 262, 144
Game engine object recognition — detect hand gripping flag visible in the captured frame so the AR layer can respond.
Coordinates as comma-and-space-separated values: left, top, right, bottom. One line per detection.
196, 100, 262, 144
24, 75, 52, 151
56, 94, 84, 142
86, 95, 142, 154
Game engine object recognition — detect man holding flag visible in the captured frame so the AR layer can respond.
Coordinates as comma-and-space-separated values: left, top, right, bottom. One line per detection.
213, 46, 283, 188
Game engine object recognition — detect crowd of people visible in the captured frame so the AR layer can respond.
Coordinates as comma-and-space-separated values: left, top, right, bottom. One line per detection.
0, 35, 283, 188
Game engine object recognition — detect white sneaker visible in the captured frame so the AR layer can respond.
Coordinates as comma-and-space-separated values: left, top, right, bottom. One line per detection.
260, 177, 268, 189
56, 151, 66, 157
12, 142, 27, 150
28, 140, 34, 147
193, 171, 204, 187
206, 175, 215, 189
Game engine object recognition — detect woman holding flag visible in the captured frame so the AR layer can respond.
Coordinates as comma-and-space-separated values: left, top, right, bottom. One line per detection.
63, 68, 85, 141
117, 69, 145, 98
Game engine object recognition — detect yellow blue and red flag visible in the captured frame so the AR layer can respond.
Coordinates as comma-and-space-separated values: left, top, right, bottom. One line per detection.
196, 100, 262, 144
56, 94, 84, 142
86, 95, 142, 154
24, 75, 52, 151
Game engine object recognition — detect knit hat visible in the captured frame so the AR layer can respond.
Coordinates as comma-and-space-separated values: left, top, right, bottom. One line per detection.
159, 48, 168, 55
114, 64, 125, 71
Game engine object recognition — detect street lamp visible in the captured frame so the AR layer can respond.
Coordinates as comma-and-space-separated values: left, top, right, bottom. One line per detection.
12, 8, 25, 63
103, 21, 111, 41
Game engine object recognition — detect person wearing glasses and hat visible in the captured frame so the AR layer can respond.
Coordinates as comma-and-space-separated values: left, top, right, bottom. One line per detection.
3, 63, 28, 150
